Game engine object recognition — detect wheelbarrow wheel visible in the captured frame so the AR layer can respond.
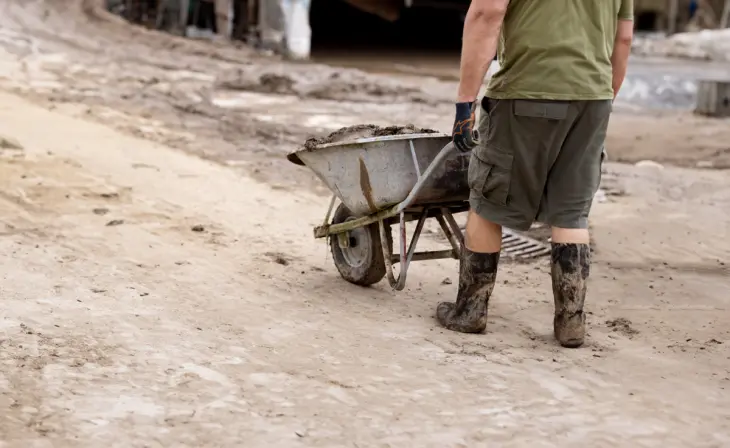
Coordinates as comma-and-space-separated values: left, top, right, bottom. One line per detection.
330, 204, 392, 287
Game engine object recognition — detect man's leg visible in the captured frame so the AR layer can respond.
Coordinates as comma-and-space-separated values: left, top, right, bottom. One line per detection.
540, 100, 611, 348
436, 99, 507, 333
550, 228, 590, 348
436, 210, 502, 333
465, 210, 503, 253
436, 98, 569, 333
231, 0, 249, 41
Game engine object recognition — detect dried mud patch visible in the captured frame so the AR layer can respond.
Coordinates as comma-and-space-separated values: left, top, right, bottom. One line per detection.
606, 317, 639, 338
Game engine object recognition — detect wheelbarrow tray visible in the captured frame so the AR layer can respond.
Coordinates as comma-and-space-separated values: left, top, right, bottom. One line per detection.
287, 133, 470, 217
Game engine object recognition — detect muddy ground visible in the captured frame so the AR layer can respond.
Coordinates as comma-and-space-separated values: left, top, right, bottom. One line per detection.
0, 0, 729, 446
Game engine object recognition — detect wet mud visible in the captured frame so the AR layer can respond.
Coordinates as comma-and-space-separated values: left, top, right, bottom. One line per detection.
302, 124, 439, 150
436, 249, 500, 334
1, 1, 730, 444
287, 124, 440, 166
551, 243, 590, 347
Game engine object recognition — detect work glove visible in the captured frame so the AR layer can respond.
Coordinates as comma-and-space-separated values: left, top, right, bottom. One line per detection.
452, 101, 479, 152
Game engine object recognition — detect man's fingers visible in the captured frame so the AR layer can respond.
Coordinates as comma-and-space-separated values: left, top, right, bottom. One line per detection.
452, 106, 477, 152
453, 136, 476, 153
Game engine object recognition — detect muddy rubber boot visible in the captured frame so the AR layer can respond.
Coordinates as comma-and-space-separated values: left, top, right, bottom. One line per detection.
551, 243, 591, 348
436, 248, 500, 334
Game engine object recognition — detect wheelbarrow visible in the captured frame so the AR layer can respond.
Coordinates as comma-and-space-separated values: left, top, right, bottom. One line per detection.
287, 133, 470, 291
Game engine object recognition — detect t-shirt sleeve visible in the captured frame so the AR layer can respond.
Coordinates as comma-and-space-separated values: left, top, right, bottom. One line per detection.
619, 0, 634, 20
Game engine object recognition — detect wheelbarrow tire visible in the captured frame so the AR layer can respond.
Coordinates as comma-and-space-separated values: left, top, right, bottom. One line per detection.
330, 204, 392, 287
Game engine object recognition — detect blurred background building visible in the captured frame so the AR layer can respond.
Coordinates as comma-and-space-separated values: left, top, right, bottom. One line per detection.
111, 0, 730, 60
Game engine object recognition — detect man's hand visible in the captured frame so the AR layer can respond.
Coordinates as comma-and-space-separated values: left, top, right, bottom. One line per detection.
452, 101, 478, 152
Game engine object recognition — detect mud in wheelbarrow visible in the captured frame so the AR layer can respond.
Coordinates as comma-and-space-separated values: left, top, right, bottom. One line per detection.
288, 133, 471, 290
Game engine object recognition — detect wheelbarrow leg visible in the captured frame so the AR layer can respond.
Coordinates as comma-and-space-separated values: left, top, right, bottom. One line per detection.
322, 195, 337, 226
435, 212, 462, 259
379, 213, 404, 290
379, 209, 429, 291
441, 208, 464, 247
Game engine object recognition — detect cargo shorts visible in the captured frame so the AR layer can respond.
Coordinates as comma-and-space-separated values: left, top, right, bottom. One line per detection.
468, 97, 612, 231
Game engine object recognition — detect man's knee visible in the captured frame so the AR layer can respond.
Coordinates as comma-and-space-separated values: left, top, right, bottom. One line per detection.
465, 210, 503, 253
551, 226, 590, 244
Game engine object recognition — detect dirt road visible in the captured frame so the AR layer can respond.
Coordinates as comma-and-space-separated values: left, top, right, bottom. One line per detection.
1, 0, 729, 446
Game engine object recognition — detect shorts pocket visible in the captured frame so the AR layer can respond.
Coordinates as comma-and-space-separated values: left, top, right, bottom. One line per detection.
468, 145, 514, 206
477, 97, 500, 142
513, 100, 569, 120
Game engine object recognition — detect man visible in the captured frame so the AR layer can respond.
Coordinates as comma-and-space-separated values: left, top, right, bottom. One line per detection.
232, 0, 252, 42
438, 0, 634, 348
188, 0, 218, 35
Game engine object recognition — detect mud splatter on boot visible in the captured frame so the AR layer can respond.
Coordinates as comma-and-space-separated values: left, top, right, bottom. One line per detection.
436, 249, 499, 334
551, 243, 590, 348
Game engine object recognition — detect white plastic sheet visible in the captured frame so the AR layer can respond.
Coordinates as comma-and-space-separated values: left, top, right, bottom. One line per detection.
259, 0, 312, 59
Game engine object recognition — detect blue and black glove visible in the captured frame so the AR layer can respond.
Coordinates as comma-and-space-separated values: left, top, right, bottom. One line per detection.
452, 101, 479, 152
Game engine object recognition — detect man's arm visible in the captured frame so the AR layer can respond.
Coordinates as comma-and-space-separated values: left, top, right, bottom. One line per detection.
456, 0, 509, 103
611, 20, 633, 99
611, 0, 634, 100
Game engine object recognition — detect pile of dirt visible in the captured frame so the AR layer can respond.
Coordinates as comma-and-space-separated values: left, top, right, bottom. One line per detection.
606, 318, 639, 337
302, 124, 439, 150
285, 125, 440, 165
304, 72, 429, 104
217, 71, 299, 95
215, 68, 434, 104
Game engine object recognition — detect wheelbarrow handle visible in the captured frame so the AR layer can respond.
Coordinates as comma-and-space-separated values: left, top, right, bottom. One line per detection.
396, 140, 458, 213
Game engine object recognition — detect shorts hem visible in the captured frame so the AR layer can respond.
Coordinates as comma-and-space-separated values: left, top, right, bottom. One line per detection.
543, 217, 589, 230
470, 199, 533, 232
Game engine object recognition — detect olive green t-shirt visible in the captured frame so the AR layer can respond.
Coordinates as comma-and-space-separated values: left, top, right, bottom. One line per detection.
486, 0, 634, 100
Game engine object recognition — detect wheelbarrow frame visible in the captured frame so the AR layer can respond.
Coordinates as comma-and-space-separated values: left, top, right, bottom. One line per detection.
313, 142, 468, 291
